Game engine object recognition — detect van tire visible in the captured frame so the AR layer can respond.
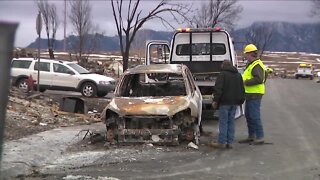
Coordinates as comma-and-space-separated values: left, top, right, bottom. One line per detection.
17, 78, 28, 92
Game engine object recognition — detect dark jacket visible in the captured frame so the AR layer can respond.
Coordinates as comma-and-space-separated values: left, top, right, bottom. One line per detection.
213, 65, 245, 105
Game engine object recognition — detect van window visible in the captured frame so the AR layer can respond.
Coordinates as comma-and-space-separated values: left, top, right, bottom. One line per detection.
11, 60, 32, 69
176, 43, 226, 56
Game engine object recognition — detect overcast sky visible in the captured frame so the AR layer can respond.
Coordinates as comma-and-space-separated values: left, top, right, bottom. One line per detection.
0, 0, 318, 47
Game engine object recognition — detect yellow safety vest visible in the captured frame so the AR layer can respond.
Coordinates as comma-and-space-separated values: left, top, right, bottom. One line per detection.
242, 59, 265, 94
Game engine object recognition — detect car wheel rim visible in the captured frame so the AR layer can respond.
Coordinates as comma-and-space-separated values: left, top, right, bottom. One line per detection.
83, 85, 93, 97
19, 81, 28, 92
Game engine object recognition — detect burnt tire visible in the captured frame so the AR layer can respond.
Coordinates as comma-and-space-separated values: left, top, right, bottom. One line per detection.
81, 82, 97, 97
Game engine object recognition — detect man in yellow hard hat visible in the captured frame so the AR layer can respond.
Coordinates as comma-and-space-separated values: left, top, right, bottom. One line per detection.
239, 44, 266, 145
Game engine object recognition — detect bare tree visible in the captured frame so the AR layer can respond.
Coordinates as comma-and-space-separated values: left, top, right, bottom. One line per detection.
36, 0, 59, 59
69, 0, 92, 63
87, 25, 105, 54
245, 23, 273, 58
80, 25, 105, 67
111, 0, 190, 71
190, 0, 243, 30
310, 0, 320, 17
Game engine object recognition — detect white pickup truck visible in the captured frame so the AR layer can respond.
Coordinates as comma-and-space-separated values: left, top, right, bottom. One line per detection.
295, 63, 314, 80
145, 28, 244, 119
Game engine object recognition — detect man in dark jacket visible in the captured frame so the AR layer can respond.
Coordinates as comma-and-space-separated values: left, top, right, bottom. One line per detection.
209, 60, 245, 149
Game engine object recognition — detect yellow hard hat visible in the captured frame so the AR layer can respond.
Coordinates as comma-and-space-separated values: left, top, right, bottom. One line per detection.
244, 44, 258, 53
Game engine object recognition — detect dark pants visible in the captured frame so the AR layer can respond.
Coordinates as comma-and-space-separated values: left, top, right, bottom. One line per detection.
245, 99, 264, 139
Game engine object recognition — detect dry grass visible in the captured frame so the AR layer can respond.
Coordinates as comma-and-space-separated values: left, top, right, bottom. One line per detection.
237, 51, 320, 76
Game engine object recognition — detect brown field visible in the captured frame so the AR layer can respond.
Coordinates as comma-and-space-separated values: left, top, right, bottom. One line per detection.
237, 51, 320, 77
14, 48, 320, 78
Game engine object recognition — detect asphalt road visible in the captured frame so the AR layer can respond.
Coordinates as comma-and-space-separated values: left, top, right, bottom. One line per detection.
4, 79, 320, 179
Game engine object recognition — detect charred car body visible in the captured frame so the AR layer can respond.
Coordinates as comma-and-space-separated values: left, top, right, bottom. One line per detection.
101, 64, 202, 145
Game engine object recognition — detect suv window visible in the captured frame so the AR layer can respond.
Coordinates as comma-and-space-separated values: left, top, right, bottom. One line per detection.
53, 63, 73, 74
67, 63, 89, 74
11, 60, 32, 69
34, 62, 50, 72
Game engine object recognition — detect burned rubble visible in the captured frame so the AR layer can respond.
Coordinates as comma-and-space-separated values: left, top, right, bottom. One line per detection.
4, 88, 107, 141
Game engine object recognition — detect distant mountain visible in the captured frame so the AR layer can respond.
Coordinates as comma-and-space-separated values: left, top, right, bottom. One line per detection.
231, 22, 320, 53
28, 34, 120, 52
27, 29, 174, 52
27, 22, 320, 53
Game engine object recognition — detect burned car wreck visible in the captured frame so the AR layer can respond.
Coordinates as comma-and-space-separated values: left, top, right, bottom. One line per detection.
101, 64, 202, 145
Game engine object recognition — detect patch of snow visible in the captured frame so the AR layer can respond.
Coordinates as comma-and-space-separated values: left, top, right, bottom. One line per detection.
286, 57, 300, 60
187, 142, 199, 150
63, 175, 120, 180
268, 51, 299, 54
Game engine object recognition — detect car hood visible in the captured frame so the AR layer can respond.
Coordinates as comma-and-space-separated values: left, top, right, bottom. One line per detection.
79, 73, 115, 82
107, 96, 189, 117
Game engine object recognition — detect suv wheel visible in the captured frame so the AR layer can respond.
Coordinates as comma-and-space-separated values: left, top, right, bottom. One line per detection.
81, 82, 97, 97
17, 78, 28, 92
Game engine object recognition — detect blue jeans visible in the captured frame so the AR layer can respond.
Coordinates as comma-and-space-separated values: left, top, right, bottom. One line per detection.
218, 105, 237, 144
245, 99, 264, 139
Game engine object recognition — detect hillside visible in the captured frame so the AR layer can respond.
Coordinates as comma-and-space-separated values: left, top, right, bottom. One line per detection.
27, 22, 320, 53
231, 22, 320, 53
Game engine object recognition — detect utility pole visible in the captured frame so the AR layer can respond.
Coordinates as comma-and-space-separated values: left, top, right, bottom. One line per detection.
36, 12, 42, 92
64, 0, 67, 51
0, 21, 18, 166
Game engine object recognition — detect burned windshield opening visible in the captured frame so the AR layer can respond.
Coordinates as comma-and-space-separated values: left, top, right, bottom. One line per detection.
119, 72, 186, 97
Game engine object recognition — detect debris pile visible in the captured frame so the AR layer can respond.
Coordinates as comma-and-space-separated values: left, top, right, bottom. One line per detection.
4, 88, 104, 141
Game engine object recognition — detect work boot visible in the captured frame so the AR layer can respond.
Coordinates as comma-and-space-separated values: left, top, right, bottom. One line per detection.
208, 142, 226, 149
252, 138, 264, 145
238, 137, 255, 144
226, 144, 233, 149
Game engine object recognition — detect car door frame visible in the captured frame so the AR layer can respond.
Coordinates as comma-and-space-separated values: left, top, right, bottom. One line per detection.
32, 61, 52, 87
145, 40, 170, 65
52, 63, 79, 90
185, 67, 202, 126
